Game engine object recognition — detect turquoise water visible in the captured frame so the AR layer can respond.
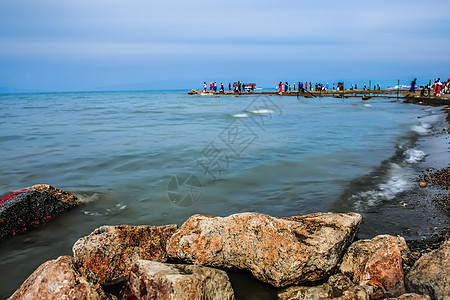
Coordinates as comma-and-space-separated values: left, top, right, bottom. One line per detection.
0, 90, 444, 297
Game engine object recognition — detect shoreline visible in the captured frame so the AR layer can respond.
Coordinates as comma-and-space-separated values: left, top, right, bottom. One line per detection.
358, 101, 449, 265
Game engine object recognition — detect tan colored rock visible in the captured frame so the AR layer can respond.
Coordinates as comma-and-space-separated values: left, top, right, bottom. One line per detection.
277, 273, 369, 300
73, 224, 176, 285
9, 256, 110, 300
121, 260, 235, 300
405, 239, 450, 300
393, 293, 431, 300
340, 235, 409, 299
166, 212, 362, 287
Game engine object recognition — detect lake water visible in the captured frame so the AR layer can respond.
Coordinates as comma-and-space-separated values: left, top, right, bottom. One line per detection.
0, 90, 446, 298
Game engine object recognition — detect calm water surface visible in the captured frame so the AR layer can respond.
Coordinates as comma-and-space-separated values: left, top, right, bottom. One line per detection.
0, 90, 445, 298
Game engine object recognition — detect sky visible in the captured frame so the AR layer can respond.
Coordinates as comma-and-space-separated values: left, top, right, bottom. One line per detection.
1, 0, 449, 92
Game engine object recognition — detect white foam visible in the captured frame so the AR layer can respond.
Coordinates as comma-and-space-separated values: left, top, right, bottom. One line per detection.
249, 109, 274, 114
232, 113, 249, 118
351, 163, 411, 212
404, 148, 426, 164
411, 125, 429, 135
364, 104, 372, 107
412, 119, 433, 135
75, 193, 100, 203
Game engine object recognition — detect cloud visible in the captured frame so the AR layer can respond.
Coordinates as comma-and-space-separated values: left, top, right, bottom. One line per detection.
1, 0, 449, 91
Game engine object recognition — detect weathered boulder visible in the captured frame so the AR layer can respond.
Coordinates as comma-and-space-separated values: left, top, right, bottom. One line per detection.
339, 235, 409, 299
187, 89, 198, 95
0, 184, 81, 240
405, 239, 450, 300
121, 260, 235, 300
392, 294, 431, 300
277, 273, 369, 300
9, 256, 112, 300
73, 224, 177, 285
166, 212, 362, 287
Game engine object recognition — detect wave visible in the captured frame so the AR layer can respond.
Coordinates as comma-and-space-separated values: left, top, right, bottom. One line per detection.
232, 113, 249, 118
74, 192, 100, 203
411, 124, 430, 135
83, 203, 128, 216
404, 148, 426, 164
248, 109, 274, 114
337, 144, 427, 212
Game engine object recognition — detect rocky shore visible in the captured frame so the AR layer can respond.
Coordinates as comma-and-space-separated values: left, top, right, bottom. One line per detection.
8, 210, 449, 299
2, 94, 448, 299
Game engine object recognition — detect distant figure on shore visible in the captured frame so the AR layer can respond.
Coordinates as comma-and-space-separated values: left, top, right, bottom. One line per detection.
229, 83, 231, 91
277, 82, 284, 94
220, 83, 224, 93
410, 78, 417, 92
435, 78, 442, 96
203, 82, 207, 92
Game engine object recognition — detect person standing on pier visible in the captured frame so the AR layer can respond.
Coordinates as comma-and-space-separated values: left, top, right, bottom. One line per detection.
277, 82, 283, 94
410, 78, 417, 92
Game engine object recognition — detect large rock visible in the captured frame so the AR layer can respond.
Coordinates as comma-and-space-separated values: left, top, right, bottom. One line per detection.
121, 260, 235, 300
0, 184, 80, 240
9, 256, 111, 300
277, 273, 369, 300
339, 235, 409, 299
73, 224, 177, 285
166, 212, 362, 287
405, 239, 450, 300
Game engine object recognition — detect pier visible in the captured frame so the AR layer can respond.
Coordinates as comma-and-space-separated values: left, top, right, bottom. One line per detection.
187, 89, 450, 106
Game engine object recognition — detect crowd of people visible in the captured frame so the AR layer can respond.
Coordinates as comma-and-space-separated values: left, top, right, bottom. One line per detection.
203, 81, 255, 93
411, 77, 449, 96
430, 78, 449, 96
202, 78, 450, 97
275, 81, 381, 93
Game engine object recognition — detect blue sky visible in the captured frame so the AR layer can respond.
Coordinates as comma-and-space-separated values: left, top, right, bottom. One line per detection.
1, 0, 449, 92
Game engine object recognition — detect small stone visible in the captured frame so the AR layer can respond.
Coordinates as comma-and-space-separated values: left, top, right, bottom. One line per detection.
419, 182, 427, 188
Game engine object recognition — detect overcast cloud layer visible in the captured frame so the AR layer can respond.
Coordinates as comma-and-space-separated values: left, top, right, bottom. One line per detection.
1, 0, 449, 91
